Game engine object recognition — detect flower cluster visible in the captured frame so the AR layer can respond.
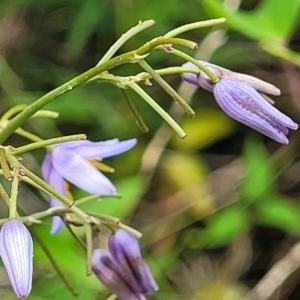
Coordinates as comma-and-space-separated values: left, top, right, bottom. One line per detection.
0, 220, 33, 299
41, 138, 137, 234
182, 61, 298, 144
92, 229, 158, 300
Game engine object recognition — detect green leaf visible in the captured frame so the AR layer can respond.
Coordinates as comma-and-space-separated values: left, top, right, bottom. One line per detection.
200, 0, 300, 41
255, 195, 300, 234
241, 137, 275, 203
65, 0, 108, 59
187, 206, 249, 248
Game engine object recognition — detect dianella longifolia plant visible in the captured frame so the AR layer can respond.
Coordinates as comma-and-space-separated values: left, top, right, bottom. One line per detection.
0, 18, 298, 299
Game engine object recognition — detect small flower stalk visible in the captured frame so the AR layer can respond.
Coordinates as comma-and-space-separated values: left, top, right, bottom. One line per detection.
0, 220, 33, 299
41, 138, 137, 234
182, 60, 298, 144
92, 229, 158, 300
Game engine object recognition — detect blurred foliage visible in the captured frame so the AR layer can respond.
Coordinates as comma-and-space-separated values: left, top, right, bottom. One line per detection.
201, 0, 300, 41
0, 0, 299, 300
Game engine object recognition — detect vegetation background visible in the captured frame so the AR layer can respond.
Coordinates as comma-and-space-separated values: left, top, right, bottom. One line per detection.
0, 0, 299, 299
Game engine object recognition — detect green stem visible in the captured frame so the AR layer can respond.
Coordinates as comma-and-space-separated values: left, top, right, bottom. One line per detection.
0, 182, 12, 209
0, 105, 58, 127
0, 204, 142, 239
140, 66, 200, 78
85, 211, 142, 238
0, 37, 194, 144
69, 205, 100, 226
9, 170, 19, 219
30, 110, 59, 119
85, 223, 93, 276
117, 223, 143, 238
15, 128, 44, 143
97, 19, 155, 64
128, 82, 187, 139
121, 89, 149, 133
0, 207, 84, 225
75, 194, 103, 206
138, 59, 195, 117
164, 18, 227, 38
0, 147, 12, 180
155, 38, 198, 50
0, 105, 27, 121
8, 133, 86, 155
165, 47, 219, 83
98, 66, 199, 86
65, 223, 87, 251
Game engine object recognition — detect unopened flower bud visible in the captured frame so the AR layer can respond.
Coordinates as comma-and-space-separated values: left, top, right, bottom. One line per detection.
92, 230, 158, 300
0, 220, 33, 299
213, 79, 298, 144
92, 249, 145, 300
181, 60, 298, 144
108, 230, 158, 295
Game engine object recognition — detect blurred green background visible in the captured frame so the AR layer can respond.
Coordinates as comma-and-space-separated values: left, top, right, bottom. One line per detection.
0, 0, 300, 299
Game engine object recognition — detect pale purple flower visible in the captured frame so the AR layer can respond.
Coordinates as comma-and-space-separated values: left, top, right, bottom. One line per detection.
41, 138, 137, 234
0, 220, 33, 299
213, 79, 298, 144
182, 60, 298, 144
92, 230, 158, 300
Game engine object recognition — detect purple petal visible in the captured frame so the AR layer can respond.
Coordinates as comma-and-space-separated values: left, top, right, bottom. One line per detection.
0, 220, 33, 299
181, 62, 199, 86
41, 152, 53, 183
41, 153, 66, 234
181, 61, 222, 92
92, 249, 145, 300
213, 79, 298, 144
53, 138, 137, 159
49, 216, 64, 235
51, 148, 116, 195
109, 230, 158, 295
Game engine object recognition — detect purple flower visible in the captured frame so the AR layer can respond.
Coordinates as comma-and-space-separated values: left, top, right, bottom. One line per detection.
182, 60, 298, 144
92, 230, 158, 300
0, 220, 33, 299
213, 79, 298, 144
41, 138, 137, 234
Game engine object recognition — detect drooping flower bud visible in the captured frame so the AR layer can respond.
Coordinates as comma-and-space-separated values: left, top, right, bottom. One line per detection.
108, 230, 158, 295
213, 79, 298, 144
0, 220, 33, 299
92, 230, 158, 300
92, 249, 146, 300
181, 60, 298, 144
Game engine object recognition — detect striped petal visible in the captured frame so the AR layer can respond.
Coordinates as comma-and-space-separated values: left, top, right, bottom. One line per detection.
0, 220, 33, 299
213, 79, 298, 144
109, 230, 158, 295
92, 249, 146, 300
